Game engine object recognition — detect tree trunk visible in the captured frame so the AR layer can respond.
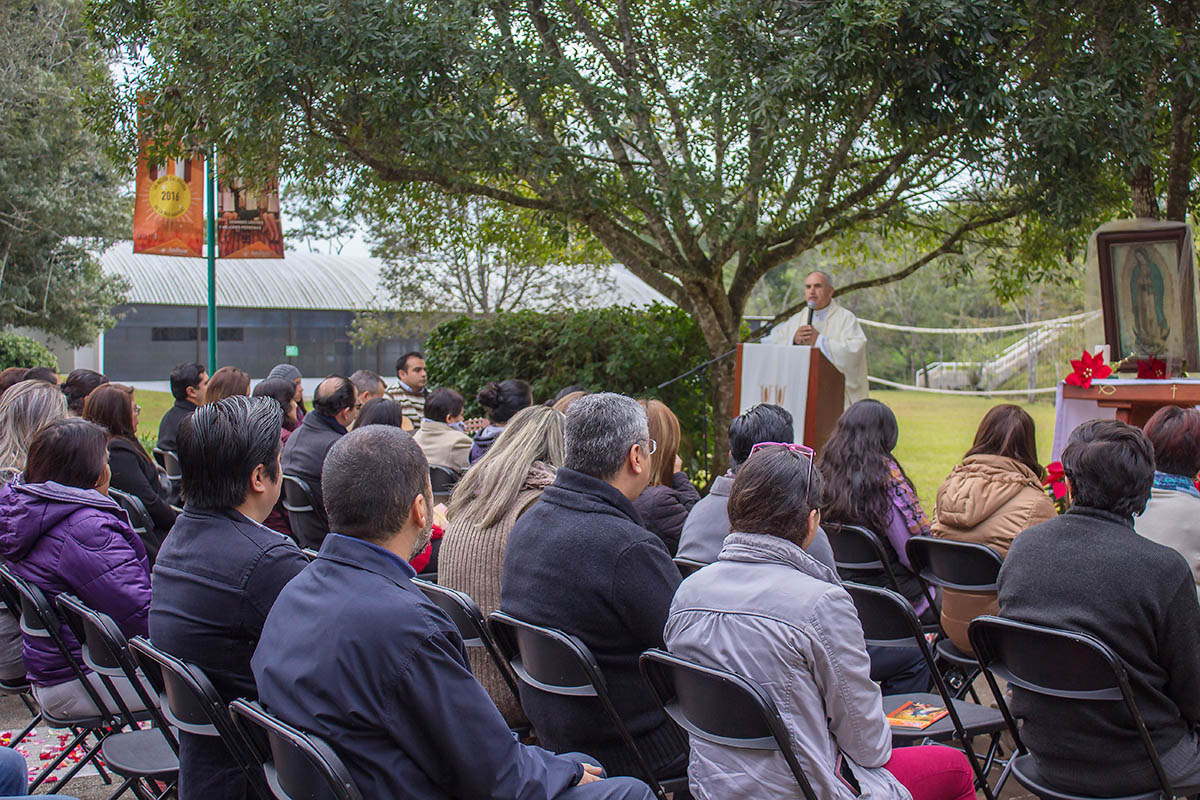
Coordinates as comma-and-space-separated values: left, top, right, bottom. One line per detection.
1130, 163, 1160, 218
1165, 98, 1196, 222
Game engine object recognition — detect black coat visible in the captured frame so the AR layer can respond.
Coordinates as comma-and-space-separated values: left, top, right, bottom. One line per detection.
155, 399, 198, 454
107, 438, 177, 562
631, 472, 701, 556
280, 412, 345, 549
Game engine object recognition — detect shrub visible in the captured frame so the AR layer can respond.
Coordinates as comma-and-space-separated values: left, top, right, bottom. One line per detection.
0, 332, 57, 372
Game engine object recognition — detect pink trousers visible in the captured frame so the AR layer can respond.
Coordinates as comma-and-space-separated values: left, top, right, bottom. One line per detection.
884, 745, 977, 800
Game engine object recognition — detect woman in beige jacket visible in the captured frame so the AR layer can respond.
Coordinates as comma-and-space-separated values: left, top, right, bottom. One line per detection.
932, 404, 1055, 651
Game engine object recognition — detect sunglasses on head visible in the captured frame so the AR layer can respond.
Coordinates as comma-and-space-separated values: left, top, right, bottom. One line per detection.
748, 441, 815, 503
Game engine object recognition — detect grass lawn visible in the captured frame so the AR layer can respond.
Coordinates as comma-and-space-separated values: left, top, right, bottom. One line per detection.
133, 389, 176, 451
878, 389, 1057, 506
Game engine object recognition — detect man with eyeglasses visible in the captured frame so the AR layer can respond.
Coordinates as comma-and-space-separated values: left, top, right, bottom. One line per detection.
280, 375, 360, 548
501, 393, 688, 783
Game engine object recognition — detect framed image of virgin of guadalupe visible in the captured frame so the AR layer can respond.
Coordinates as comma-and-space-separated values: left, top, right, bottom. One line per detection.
1097, 226, 1199, 372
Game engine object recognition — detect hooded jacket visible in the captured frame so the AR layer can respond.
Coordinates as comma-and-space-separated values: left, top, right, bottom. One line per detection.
665, 532, 911, 800
631, 472, 701, 556
0, 478, 151, 686
931, 454, 1055, 651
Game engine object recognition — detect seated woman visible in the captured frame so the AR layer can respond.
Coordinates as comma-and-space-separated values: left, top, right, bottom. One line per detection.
0, 418, 152, 720
469, 380, 532, 464
632, 399, 699, 555
83, 384, 177, 562
413, 388, 473, 473
61, 368, 108, 417
203, 365, 250, 404
252, 377, 301, 541
440, 405, 564, 728
1135, 405, 1200, 594
932, 404, 1054, 652
665, 445, 975, 800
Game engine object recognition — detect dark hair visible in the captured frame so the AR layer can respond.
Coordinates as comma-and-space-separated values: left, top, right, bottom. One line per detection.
83, 384, 154, 465
1143, 406, 1200, 478
251, 377, 297, 416
323, 425, 430, 542
727, 446, 824, 547
550, 385, 588, 405
312, 376, 356, 416
0, 368, 29, 397
349, 369, 386, 398
1061, 420, 1154, 517
817, 399, 912, 534
728, 404, 794, 468
62, 369, 109, 415
425, 388, 464, 423
204, 366, 250, 404
964, 404, 1044, 479
396, 352, 424, 374
24, 367, 57, 385
25, 418, 109, 488
169, 362, 206, 401
356, 398, 409, 428
477, 379, 532, 424
177, 396, 283, 510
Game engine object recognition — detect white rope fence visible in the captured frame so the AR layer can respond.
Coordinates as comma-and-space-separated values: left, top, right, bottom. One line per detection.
868, 375, 1061, 396
858, 309, 1100, 335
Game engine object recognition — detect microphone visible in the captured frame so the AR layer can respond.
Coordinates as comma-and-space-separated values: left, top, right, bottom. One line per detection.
806, 300, 815, 326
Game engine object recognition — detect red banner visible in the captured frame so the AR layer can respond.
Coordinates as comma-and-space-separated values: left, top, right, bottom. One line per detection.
217, 173, 284, 258
133, 133, 205, 257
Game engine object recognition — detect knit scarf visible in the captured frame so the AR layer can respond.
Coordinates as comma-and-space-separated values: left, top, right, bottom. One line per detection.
1152, 470, 1200, 500
885, 458, 932, 538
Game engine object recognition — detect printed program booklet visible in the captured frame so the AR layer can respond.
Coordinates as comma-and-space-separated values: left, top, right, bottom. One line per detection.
886, 701, 949, 729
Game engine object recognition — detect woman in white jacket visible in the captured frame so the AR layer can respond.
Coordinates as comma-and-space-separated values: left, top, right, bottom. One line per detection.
665, 444, 975, 800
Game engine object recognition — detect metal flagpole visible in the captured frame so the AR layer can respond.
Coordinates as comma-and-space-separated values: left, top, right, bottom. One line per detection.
206, 147, 218, 370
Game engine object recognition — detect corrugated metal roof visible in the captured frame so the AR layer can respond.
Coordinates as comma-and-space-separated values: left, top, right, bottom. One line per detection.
100, 241, 674, 311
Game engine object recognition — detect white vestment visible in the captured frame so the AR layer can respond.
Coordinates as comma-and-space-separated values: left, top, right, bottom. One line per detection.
767, 299, 869, 408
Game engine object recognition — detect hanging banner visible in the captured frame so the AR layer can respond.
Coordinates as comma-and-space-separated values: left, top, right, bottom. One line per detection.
217, 171, 284, 258
133, 129, 205, 256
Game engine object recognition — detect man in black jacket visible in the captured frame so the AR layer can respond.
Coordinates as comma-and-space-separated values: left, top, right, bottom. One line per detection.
253, 425, 653, 800
150, 396, 309, 800
155, 362, 207, 454
280, 375, 359, 548
501, 392, 687, 781
999, 419, 1200, 796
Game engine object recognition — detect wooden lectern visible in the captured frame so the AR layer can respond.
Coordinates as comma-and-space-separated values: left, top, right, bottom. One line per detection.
733, 344, 845, 455
1061, 380, 1200, 428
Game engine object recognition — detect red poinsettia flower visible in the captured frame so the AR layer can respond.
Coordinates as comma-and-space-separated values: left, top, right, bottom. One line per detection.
1137, 357, 1169, 380
1064, 350, 1113, 388
1043, 461, 1068, 500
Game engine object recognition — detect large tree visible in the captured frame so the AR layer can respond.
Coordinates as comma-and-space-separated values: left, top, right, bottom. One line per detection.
93, 0, 1065, 455
1, 0, 128, 345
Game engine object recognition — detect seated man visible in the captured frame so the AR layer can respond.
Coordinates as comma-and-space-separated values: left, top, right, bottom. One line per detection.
677, 403, 836, 568
999, 419, 1200, 796
413, 388, 472, 473
252, 425, 653, 800
156, 362, 208, 454
150, 396, 308, 800
280, 375, 359, 548
501, 393, 687, 780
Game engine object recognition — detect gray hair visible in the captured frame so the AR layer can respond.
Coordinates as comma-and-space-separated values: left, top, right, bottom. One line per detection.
323, 425, 430, 542
0, 380, 68, 476
448, 405, 565, 528
564, 392, 648, 479
807, 269, 835, 289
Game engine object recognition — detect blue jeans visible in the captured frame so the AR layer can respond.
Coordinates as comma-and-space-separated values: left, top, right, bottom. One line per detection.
0, 746, 76, 799
557, 753, 656, 800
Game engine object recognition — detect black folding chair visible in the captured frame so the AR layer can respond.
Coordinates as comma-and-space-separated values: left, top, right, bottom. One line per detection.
128, 636, 269, 800
0, 563, 117, 793
229, 699, 364, 800
639, 649, 818, 800
56, 594, 179, 800
487, 610, 687, 800
672, 557, 707, 578
412, 580, 525, 724
152, 448, 183, 503
0, 575, 41, 747
824, 522, 906, 593
109, 488, 154, 541
906, 537, 1004, 698
281, 475, 326, 548
845, 582, 1007, 800
429, 466, 459, 504
969, 616, 1191, 800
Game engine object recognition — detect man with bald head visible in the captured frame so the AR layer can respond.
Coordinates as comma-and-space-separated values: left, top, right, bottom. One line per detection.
280, 374, 361, 547
768, 269, 868, 407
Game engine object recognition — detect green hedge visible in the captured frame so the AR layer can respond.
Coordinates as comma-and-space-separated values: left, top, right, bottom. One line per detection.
0, 332, 57, 372
425, 304, 713, 474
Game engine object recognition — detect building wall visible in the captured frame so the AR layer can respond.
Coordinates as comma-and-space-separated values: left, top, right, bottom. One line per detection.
103, 304, 424, 381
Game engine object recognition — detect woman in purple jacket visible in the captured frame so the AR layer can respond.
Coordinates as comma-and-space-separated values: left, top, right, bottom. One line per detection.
0, 418, 152, 720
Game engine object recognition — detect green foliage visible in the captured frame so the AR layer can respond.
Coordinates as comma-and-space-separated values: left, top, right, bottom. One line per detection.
0, 333, 57, 371
425, 305, 713, 470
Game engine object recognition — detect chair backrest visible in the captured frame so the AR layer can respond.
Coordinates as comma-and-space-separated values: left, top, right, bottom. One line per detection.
108, 488, 153, 537
823, 522, 902, 592
229, 699, 364, 800
429, 466, 458, 500
129, 637, 268, 798
905, 537, 1003, 592
969, 615, 1172, 796
281, 475, 316, 514
639, 649, 819, 800
154, 448, 184, 482
672, 557, 707, 578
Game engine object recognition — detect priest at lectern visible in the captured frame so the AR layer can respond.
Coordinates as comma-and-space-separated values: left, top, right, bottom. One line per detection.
767, 270, 869, 408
